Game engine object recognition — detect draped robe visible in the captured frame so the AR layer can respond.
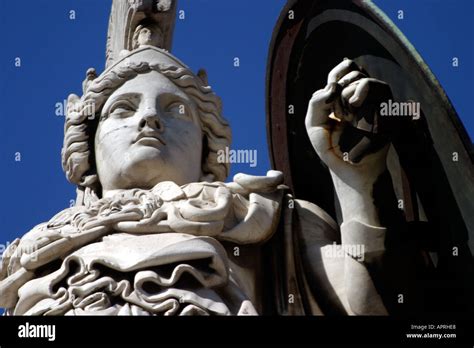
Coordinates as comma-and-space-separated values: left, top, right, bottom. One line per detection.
0, 172, 391, 315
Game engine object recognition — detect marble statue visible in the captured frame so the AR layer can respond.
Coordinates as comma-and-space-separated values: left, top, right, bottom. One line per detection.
0, 1, 424, 316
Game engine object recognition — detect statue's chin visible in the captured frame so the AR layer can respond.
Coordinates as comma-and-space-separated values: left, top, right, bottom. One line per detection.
102, 145, 200, 189
119, 159, 196, 189
124, 143, 172, 169
117, 153, 168, 188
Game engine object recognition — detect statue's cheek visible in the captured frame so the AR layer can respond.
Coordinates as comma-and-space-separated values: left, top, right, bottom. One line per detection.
97, 119, 136, 142
169, 119, 201, 139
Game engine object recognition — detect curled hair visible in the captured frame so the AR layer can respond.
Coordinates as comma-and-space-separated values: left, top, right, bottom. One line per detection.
62, 61, 232, 205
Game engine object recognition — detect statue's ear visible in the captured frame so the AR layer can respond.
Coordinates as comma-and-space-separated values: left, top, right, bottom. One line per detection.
197, 68, 208, 85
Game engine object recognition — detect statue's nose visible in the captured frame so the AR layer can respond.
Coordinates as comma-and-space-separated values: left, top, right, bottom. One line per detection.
139, 107, 163, 131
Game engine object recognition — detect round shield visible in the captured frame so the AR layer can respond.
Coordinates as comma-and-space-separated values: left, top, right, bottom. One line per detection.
266, 0, 473, 260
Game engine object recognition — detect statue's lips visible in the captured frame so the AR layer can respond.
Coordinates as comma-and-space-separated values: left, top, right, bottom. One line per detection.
133, 132, 166, 147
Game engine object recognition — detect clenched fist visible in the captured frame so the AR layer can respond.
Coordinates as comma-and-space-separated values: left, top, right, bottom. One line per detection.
305, 58, 392, 187
305, 59, 393, 226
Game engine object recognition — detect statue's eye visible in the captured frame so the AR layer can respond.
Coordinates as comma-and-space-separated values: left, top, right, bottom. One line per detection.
109, 101, 136, 117
166, 102, 188, 118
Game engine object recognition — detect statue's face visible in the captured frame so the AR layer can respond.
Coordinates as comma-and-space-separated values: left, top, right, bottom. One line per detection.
95, 70, 203, 191
138, 28, 153, 45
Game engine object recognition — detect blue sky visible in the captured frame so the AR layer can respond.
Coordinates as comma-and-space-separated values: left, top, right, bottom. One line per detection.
0, 0, 472, 250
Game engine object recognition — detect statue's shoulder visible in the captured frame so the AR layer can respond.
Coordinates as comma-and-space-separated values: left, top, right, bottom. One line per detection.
19, 207, 79, 242
6, 207, 83, 274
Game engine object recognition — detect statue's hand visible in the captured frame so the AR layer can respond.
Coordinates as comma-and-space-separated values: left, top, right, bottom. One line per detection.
305, 59, 390, 187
